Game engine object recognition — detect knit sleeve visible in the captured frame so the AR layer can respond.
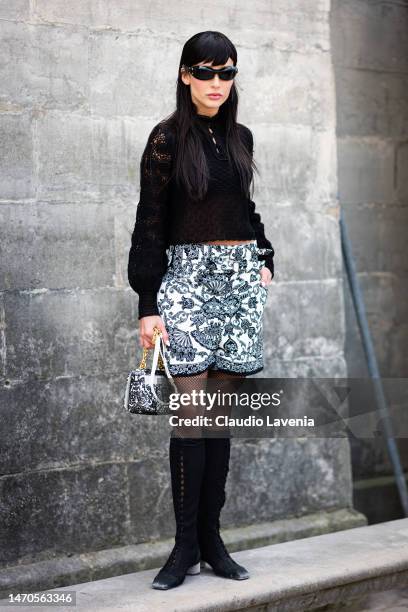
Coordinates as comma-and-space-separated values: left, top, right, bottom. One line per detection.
244, 126, 275, 278
128, 122, 174, 319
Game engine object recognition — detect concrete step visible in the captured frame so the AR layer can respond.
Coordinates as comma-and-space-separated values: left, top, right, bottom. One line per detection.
0, 509, 365, 598
1, 517, 408, 612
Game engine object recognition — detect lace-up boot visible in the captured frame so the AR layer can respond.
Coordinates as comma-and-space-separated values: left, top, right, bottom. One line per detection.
197, 437, 249, 580
152, 437, 205, 590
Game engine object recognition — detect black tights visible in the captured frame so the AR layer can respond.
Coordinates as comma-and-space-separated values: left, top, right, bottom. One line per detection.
170, 369, 246, 439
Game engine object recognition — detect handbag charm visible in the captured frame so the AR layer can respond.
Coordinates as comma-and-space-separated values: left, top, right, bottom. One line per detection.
124, 326, 178, 415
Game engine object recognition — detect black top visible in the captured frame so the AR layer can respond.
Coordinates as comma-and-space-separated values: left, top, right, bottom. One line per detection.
128, 111, 275, 319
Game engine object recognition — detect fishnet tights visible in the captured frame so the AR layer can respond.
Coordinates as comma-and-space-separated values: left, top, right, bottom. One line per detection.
171, 369, 246, 438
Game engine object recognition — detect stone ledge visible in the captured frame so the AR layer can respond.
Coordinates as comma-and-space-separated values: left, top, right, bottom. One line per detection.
1, 517, 407, 612
0, 508, 365, 601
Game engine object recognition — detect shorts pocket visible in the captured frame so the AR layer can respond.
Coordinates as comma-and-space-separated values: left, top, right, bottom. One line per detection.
157, 273, 169, 310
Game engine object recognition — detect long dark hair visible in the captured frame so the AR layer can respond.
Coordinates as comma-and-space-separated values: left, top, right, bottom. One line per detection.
164, 31, 259, 202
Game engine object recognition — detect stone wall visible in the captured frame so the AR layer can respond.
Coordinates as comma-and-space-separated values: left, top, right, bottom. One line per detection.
331, 0, 408, 522
0, 0, 352, 570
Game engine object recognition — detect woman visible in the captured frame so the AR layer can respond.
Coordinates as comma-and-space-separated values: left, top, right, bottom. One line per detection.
128, 31, 275, 590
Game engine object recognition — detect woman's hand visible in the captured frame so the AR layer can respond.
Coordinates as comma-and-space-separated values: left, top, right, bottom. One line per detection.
260, 266, 273, 287
139, 315, 170, 349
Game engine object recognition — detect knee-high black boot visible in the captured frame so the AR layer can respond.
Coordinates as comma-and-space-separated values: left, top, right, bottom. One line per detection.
197, 437, 249, 580
152, 437, 205, 590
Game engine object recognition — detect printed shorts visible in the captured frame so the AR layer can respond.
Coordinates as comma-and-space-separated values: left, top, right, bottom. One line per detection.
157, 240, 273, 377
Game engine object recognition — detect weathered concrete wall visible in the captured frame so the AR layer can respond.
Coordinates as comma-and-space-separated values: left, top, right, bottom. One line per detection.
331, 0, 408, 522
0, 0, 352, 571
331, 0, 408, 379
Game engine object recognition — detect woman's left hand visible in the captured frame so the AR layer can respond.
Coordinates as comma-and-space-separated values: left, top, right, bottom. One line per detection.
260, 266, 273, 287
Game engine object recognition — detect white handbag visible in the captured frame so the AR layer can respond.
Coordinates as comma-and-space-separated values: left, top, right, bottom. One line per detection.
124, 326, 178, 415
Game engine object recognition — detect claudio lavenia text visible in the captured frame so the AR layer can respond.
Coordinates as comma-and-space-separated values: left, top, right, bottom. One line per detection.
168, 415, 315, 428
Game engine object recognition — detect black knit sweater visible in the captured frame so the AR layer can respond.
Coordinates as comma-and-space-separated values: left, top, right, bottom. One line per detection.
128, 111, 275, 319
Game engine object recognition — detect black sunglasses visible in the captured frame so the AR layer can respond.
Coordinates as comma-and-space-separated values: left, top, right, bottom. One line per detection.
183, 65, 238, 81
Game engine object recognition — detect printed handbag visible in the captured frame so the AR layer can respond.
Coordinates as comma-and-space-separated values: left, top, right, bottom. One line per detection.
124, 326, 178, 415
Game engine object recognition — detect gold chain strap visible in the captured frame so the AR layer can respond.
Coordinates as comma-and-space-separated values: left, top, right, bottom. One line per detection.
139, 326, 165, 370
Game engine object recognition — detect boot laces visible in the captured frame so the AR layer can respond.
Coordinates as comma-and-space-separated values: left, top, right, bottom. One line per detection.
162, 447, 193, 571
163, 544, 179, 570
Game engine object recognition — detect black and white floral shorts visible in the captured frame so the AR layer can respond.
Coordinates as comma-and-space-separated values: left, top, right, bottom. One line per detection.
157, 240, 273, 377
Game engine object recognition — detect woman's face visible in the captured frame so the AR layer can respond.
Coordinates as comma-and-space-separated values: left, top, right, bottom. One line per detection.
181, 57, 235, 116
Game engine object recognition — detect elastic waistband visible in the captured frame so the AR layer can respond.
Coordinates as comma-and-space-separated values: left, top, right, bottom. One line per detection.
166, 241, 273, 267
167, 241, 272, 256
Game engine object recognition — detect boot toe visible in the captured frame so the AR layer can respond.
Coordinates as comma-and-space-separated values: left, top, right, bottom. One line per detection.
151, 569, 184, 590
201, 556, 250, 580
230, 565, 250, 580
213, 563, 250, 580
